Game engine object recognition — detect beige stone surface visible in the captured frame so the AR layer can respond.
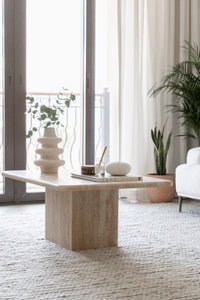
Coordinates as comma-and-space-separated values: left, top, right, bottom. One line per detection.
2, 170, 172, 191
45, 189, 118, 250
1, 170, 172, 250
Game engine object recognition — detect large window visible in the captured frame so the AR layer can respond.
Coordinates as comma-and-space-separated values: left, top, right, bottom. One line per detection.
95, 0, 109, 163
0, 0, 110, 203
26, 0, 82, 192
0, 0, 3, 194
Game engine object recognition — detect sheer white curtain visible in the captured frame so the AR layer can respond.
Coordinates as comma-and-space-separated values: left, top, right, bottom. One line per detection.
108, 0, 200, 200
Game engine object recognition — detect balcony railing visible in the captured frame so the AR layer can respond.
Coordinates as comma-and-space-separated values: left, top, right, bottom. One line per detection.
0, 89, 109, 194
26, 89, 109, 169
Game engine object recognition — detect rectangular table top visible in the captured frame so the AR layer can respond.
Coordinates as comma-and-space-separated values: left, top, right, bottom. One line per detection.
2, 170, 172, 192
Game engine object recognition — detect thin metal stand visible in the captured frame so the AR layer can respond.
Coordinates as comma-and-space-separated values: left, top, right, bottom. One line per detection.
178, 196, 183, 212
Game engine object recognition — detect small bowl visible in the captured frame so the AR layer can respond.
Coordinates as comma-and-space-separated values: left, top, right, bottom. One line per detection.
81, 165, 95, 175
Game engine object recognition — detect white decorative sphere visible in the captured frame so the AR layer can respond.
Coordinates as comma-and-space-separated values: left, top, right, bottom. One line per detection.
106, 162, 131, 176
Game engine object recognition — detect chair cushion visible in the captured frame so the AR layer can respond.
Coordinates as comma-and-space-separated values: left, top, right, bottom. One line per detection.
176, 164, 200, 200
187, 147, 200, 164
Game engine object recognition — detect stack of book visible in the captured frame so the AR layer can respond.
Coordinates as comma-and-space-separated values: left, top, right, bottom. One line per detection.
71, 172, 142, 182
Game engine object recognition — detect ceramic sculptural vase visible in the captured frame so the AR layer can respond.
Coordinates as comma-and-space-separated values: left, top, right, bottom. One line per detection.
34, 127, 65, 173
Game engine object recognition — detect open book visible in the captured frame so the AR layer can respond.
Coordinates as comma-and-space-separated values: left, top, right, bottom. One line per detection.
71, 172, 142, 182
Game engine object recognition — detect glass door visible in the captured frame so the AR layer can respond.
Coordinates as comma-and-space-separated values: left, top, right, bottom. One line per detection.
26, 0, 82, 193
0, 0, 27, 204
0, 0, 17, 204
0, 0, 110, 204
0, 0, 3, 195
95, 0, 110, 164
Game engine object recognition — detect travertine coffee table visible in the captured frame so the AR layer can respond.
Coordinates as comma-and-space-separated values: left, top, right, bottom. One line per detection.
2, 170, 172, 250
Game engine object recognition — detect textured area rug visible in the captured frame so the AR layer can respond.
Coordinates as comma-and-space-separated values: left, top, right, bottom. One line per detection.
1, 199, 200, 300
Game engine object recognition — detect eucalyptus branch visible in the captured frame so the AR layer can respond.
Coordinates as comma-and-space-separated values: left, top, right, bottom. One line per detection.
26, 89, 76, 138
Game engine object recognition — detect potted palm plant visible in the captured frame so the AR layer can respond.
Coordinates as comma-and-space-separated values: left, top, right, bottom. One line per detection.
147, 124, 175, 203
148, 41, 200, 145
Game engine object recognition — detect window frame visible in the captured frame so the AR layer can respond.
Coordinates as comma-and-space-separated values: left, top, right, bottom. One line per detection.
0, 0, 96, 204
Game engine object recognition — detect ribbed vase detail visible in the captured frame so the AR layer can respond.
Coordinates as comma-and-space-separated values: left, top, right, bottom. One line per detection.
34, 127, 65, 174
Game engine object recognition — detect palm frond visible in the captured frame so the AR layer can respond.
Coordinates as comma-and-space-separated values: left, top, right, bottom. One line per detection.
148, 41, 200, 145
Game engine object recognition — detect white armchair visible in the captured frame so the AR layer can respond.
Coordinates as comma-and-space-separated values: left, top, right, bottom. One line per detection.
176, 147, 200, 212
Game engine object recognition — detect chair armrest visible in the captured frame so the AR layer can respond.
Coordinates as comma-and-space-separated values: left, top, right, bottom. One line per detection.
187, 147, 200, 164
176, 163, 200, 199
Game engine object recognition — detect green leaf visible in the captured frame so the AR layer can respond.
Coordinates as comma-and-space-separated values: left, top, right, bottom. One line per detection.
26, 130, 33, 138
26, 96, 34, 104
151, 129, 157, 147
58, 108, 64, 114
70, 94, 76, 101
165, 132, 172, 159
40, 105, 47, 113
148, 41, 200, 145
151, 124, 172, 175
41, 114, 47, 120
65, 100, 70, 107
45, 121, 52, 127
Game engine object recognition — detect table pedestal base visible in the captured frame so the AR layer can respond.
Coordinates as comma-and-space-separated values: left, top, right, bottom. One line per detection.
45, 188, 118, 250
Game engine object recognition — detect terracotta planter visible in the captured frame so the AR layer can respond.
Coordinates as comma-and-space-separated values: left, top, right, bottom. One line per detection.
146, 174, 175, 203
